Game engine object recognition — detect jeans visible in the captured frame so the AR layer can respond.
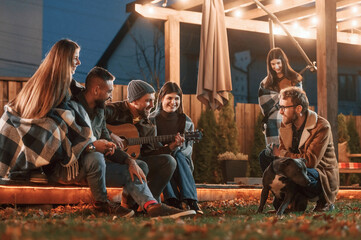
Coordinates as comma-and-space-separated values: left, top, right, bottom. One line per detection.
163, 151, 198, 201
258, 149, 322, 199
47, 152, 156, 207
105, 159, 155, 208
47, 152, 108, 202
140, 154, 177, 202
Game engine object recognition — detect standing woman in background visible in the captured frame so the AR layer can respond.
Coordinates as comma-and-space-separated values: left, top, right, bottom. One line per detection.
258, 47, 303, 146
258, 47, 303, 172
150, 82, 203, 214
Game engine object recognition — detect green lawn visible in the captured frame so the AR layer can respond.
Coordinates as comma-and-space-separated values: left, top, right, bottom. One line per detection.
1, 199, 361, 239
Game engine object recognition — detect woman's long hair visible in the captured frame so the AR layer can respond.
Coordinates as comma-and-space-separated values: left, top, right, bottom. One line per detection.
10, 39, 80, 119
263, 47, 301, 91
155, 82, 184, 114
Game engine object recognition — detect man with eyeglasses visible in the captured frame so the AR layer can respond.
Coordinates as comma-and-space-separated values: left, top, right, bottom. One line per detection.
259, 86, 339, 212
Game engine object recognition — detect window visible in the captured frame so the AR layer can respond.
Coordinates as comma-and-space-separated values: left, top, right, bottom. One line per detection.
338, 74, 356, 101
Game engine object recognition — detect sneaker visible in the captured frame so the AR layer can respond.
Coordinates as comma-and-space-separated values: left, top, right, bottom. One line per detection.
312, 196, 335, 212
94, 200, 134, 218
146, 203, 196, 219
29, 169, 48, 184
312, 202, 335, 212
187, 200, 204, 215
165, 198, 183, 210
121, 192, 138, 210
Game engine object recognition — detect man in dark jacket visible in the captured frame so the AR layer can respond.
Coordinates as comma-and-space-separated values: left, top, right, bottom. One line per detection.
73, 67, 195, 219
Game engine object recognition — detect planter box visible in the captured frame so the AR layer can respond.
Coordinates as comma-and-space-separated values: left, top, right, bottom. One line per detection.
221, 160, 248, 183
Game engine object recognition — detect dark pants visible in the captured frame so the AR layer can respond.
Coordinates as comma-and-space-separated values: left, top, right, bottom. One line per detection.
139, 154, 177, 202
259, 149, 322, 199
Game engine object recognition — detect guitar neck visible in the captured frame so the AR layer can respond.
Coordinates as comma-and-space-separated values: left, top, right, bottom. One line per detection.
127, 135, 177, 146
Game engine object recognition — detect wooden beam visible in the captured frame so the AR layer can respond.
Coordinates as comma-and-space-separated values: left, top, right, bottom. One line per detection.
164, 15, 180, 84
338, 16, 361, 31
169, 0, 203, 10
223, 0, 254, 12
290, 3, 361, 29
316, 0, 338, 147
280, 0, 361, 23
241, 0, 314, 20
131, 3, 361, 45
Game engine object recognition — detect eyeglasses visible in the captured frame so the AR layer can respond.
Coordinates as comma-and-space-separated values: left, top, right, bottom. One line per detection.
276, 103, 298, 111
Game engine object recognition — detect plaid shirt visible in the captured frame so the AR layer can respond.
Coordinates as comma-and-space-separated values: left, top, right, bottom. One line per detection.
0, 100, 95, 180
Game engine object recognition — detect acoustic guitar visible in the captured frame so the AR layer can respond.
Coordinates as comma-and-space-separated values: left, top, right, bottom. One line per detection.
107, 123, 203, 158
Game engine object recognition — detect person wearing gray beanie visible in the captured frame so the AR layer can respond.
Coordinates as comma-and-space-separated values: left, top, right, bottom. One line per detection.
105, 80, 187, 215
127, 80, 155, 103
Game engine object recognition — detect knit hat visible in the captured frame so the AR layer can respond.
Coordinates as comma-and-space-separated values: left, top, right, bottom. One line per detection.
127, 80, 155, 102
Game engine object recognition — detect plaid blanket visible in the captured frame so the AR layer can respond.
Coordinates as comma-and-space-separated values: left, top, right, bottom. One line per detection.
258, 79, 302, 145
0, 100, 96, 180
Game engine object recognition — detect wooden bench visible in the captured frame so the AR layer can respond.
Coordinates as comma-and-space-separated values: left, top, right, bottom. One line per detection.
338, 142, 361, 185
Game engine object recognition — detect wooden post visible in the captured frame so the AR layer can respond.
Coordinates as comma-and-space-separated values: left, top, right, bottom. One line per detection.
164, 15, 180, 85
316, 0, 338, 148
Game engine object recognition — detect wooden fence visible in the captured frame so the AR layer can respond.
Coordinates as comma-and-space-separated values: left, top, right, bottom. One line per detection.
2, 77, 361, 157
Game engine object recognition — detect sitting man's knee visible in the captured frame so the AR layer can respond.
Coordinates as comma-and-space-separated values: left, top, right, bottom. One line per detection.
83, 152, 105, 171
165, 155, 177, 171
136, 160, 149, 176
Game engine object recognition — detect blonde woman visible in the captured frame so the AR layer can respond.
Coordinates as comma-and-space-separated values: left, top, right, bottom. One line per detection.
0, 39, 133, 217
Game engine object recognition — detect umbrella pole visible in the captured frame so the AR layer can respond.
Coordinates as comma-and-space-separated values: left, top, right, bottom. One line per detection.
268, 18, 275, 49
252, 0, 317, 72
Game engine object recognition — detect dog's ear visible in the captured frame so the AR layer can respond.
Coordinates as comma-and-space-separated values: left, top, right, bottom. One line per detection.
273, 157, 292, 172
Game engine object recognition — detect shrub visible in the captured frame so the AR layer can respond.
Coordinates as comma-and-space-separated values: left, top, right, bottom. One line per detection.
338, 113, 350, 143
193, 108, 221, 183
248, 113, 265, 177
216, 94, 240, 154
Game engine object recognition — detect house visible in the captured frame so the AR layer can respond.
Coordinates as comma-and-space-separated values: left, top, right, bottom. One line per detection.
97, 12, 361, 114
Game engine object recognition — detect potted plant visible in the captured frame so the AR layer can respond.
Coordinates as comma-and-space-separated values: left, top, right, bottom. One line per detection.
217, 151, 248, 183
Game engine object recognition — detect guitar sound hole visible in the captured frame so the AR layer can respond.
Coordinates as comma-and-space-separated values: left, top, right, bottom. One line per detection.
131, 153, 136, 158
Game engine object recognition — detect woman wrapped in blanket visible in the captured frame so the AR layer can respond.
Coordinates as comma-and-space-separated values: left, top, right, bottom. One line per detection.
258, 47, 303, 146
0, 39, 133, 216
149, 82, 203, 215
258, 47, 303, 172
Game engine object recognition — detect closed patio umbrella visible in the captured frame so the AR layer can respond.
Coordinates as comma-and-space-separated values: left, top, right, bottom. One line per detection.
197, 0, 232, 110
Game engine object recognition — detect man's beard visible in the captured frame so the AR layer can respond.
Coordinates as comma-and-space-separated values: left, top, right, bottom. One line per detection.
137, 107, 150, 119
95, 99, 106, 109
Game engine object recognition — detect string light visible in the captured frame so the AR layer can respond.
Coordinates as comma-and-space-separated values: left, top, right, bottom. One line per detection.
352, 20, 358, 27
292, 22, 299, 29
275, 0, 282, 5
234, 9, 243, 18
352, 6, 358, 13
147, 6, 154, 14
311, 16, 318, 25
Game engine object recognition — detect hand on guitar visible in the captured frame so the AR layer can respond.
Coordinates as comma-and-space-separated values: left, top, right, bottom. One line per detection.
168, 132, 185, 151
125, 158, 146, 183
110, 132, 126, 150
93, 139, 116, 156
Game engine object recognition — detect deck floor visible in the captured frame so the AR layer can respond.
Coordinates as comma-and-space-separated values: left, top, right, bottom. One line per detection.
1, 180, 360, 205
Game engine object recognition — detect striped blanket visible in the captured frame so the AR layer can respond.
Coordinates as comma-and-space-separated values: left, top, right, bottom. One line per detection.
258, 80, 302, 146
0, 100, 96, 180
